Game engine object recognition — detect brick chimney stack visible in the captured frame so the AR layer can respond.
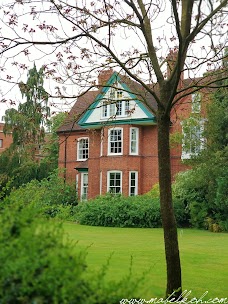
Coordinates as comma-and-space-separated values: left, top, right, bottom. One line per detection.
98, 69, 113, 86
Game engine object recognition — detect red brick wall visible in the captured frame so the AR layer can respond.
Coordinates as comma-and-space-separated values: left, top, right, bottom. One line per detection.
58, 99, 195, 199
0, 123, 13, 154
58, 86, 211, 199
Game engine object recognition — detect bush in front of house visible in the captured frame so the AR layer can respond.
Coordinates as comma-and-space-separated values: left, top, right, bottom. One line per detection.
0, 203, 144, 304
1, 170, 77, 220
75, 194, 162, 228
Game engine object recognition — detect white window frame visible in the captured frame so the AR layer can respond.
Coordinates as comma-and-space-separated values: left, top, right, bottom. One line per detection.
0, 139, 3, 148
76, 174, 79, 194
107, 171, 122, 194
77, 137, 89, 161
108, 128, 123, 155
102, 101, 108, 118
181, 118, 205, 160
81, 172, 88, 201
129, 127, 139, 155
101, 88, 131, 119
129, 171, 138, 196
100, 171, 102, 195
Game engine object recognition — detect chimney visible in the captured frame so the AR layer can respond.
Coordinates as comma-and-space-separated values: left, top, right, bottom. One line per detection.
98, 69, 113, 86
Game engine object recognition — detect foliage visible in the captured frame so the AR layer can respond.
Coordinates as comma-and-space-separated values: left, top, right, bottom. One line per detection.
173, 155, 228, 232
4, 65, 49, 150
0, 112, 67, 197
1, 0, 227, 298
75, 193, 187, 228
1, 171, 77, 220
172, 77, 228, 232
42, 112, 68, 169
0, 204, 142, 304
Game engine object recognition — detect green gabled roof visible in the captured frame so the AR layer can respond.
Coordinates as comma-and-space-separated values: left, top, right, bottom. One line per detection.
78, 72, 155, 127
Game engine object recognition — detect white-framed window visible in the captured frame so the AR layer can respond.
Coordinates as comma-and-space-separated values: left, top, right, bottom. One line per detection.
125, 100, 130, 115
107, 171, 122, 194
192, 92, 201, 113
181, 118, 204, 159
102, 101, 108, 117
108, 128, 123, 155
77, 138, 89, 161
130, 127, 139, 155
100, 171, 102, 195
129, 171, 138, 196
76, 174, 79, 194
0, 139, 3, 148
81, 172, 88, 200
101, 88, 130, 118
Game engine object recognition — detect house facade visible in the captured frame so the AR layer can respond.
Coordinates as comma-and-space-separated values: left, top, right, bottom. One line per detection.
57, 70, 206, 200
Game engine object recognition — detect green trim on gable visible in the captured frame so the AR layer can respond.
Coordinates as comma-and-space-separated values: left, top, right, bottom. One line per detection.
78, 72, 155, 126
79, 117, 156, 129
120, 81, 154, 119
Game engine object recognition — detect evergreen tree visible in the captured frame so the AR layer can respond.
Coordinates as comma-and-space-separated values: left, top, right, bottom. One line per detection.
4, 64, 50, 158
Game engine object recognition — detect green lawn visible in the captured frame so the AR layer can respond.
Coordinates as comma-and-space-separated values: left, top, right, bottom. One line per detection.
63, 223, 228, 299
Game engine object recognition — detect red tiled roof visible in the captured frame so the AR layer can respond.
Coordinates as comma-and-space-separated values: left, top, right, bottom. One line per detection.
57, 90, 99, 132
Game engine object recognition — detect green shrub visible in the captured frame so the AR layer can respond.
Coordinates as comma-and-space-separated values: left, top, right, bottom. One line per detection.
0, 204, 144, 303
75, 193, 188, 228
1, 171, 77, 220
75, 194, 161, 228
173, 167, 228, 231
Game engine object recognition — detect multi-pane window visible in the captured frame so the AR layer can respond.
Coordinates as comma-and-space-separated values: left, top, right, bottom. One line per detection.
81, 172, 88, 200
130, 127, 139, 155
0, 139, 3, 148
116, 100, 122, 116
77, 138, 89, 160
108, 128, 122, 155
102, 102, 108, 117
129, 171, 138, 196
108, 171, 122, 194
125, 100, 130, 115
182, 118, 204, 159
110, 103, 116, 116
101, 88, 130, 118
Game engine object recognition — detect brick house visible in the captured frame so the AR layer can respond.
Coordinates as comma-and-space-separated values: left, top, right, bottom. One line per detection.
57, 69, 207, 200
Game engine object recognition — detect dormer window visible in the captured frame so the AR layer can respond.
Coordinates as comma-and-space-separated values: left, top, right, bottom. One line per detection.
101, 88, 130, 118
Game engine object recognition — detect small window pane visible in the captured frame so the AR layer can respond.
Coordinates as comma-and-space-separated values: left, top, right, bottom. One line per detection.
108, 172, 122, 194
81, 173, 88, 200
130, 128, 138, 155
78, 138, 89, 160
125, 100, 130, 115
129, 172, 138, 196
109, 129, 122, 154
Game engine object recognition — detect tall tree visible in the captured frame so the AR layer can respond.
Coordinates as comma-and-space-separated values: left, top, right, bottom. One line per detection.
3, 64, 50, 159
0, 0, 228, 298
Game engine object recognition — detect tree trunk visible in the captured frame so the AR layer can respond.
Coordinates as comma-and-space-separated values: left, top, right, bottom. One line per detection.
157, 104, 182, 299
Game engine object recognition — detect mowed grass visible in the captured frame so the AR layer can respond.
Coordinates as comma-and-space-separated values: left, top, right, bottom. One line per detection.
63, 223, 228, 299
